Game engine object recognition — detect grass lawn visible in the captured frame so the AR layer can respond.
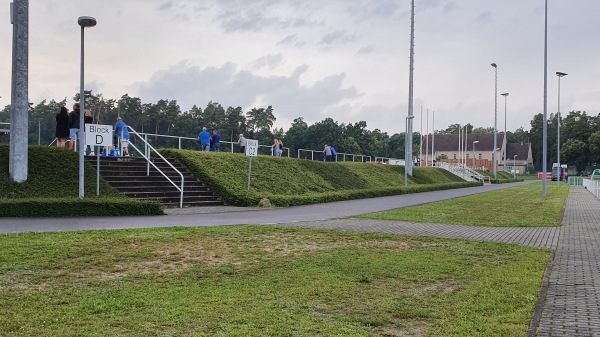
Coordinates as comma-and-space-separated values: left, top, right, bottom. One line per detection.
359, 182, 568, 227
0, 226, 548, 336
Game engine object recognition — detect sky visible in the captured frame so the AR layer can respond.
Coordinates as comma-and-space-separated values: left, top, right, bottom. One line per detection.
1, 0, 599, 135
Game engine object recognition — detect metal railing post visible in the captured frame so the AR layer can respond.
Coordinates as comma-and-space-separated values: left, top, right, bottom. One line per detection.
178, 137, 182, 149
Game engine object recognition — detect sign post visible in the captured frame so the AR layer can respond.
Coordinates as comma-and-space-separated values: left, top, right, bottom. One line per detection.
245, 139, 258, 191
85, 124, 113, 196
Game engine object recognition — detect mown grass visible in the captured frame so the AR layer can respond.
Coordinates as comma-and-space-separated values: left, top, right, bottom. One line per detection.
0, 226, 548, 337
360, 182, 568, 227
159, 149, 477, 206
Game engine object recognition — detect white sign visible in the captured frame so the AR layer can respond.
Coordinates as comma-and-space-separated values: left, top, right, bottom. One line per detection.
85, 124, 113, 147
246, 139, 259, 157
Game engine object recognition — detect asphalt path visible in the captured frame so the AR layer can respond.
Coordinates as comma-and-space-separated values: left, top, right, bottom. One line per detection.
0, 182, 532, 234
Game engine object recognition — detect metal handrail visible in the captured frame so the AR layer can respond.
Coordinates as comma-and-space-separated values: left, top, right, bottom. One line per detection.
128, 126, 185, 208
137, 132, 291, 157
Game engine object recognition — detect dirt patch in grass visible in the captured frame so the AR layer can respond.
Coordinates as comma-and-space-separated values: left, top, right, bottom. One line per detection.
374, 322, 429, 336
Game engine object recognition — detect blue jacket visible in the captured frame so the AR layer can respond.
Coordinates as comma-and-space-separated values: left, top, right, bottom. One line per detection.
114, 120, 130, 140
199, 131, 211, 145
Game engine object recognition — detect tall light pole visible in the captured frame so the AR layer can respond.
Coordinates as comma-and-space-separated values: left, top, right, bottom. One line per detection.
405, 0, 415, 176
473, 140, 479, 169
556, 72, 567, 186
78, 16, 97, 199
542, 0, 549, 196
501, 93, 509, 173
9, 0, 29, 183
405, 115, 415, 187
491, 63, 498, 180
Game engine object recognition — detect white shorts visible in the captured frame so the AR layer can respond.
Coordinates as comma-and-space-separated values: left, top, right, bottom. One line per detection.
121, 139, 129, 147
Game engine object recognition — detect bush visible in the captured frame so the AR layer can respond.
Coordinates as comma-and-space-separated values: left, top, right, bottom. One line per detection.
0, 198, 163, 217
159, 149, 481, 207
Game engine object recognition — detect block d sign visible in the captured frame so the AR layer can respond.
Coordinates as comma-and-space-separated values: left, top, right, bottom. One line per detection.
85, 124, 113, 147
245, 139, 259, 157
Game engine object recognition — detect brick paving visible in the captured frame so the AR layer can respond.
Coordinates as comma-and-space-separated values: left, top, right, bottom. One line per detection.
284, 186, 600, 336
536, 187, 600, 337
285, 218, 560, 248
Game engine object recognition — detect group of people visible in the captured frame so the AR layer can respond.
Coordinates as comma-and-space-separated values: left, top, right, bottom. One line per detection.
323, 144, 337, 162
54, 103, 130, 156
198, 127, 222, 152
272, 139, 283, 157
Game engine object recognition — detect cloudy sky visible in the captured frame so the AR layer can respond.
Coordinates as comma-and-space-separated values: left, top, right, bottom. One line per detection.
1, 0, 598, 135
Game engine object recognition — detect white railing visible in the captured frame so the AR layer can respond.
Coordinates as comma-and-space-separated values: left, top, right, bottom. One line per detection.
129, 127, 185, 208
583, 178, 600, 199
137, 132, 291, 157
438, 162, 487, 183
297, 149, 372, 162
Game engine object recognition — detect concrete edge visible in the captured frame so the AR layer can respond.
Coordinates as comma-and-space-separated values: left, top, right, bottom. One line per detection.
528, 250, 556, 337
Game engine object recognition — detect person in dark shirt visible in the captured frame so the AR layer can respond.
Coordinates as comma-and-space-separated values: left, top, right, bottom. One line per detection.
211, 130, 221, 152
68, 103, 81, 151
55, 107, 70, 148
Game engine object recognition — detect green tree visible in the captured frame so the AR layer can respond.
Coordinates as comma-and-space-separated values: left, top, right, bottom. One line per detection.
247, 106, 276, 134
561, 139, 587, 173
588, 131, 600, 166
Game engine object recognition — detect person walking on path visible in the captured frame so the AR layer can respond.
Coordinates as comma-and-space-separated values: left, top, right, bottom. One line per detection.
114, 117, 130, 156
67, 103, 81, 151
55, 107, 70, 148
237, 134, 246, 154
198, 127, 211, 151
211, 130, 221, 152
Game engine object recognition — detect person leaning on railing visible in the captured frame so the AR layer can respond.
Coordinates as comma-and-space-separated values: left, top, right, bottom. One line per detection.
237, 134, 246, 154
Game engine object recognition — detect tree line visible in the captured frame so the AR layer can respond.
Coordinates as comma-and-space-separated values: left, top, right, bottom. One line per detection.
0, 91, 598, 173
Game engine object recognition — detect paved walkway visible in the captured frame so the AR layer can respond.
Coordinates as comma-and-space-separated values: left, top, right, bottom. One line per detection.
536, 187, 600, 337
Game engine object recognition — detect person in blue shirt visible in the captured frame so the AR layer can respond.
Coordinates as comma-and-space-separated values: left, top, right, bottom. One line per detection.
330, 146, 337, 162
198, 127, 211, 151
114, 117, 131, 156
211, 130, 221, 152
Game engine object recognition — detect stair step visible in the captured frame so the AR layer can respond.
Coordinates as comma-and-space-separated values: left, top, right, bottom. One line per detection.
90, 156, 223, 208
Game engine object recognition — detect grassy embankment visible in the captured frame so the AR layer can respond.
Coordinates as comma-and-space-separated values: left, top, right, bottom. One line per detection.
478, 169, 524, 183
361, 182, 568, 227
0, 145, 163, 217
160, 149, 481, 207
0, 225, 549, 336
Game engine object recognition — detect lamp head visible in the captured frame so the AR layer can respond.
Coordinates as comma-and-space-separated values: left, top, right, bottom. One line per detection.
473, 140, 479, 144
78, 16, 97, 28
556, 72, 568, 77
491, 63, 497, 68
501, 93, 509, 97
406, 115, 415, 120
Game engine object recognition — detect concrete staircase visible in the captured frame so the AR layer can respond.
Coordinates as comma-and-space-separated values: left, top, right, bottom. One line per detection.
87, 156, 224, 207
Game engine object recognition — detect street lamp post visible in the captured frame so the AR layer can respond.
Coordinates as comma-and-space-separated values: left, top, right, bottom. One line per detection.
542, 0, 549, 196
78, 16, 97, 199
405, 115, 415, 187
491, 63, 498, 180
513, 155, 518, 178
556, 72, 567, 186
472, 140, 479, 169
501, 93, 509, 173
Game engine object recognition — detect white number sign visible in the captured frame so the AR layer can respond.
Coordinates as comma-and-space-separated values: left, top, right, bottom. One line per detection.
246, 139, 259, 157
85, 124, 113, 147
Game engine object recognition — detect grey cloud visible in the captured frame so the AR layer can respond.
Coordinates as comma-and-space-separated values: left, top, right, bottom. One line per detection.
159, 1, 173, 10
277, 34, 305, 47
357, 45, 375, 55
320, 30, 357, 45
442, 2, 459, 14
473, 11, 493, 25
132, 61, 359, 122
250, 54, 284, 70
